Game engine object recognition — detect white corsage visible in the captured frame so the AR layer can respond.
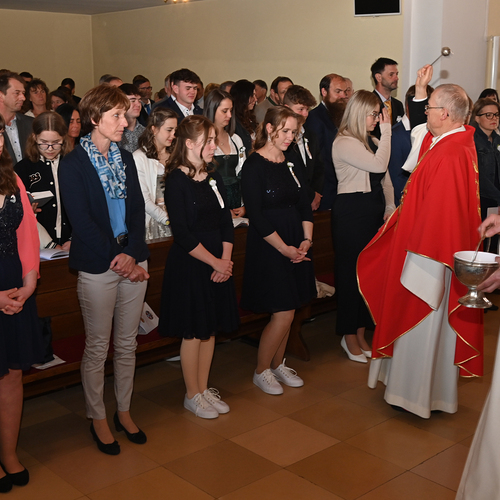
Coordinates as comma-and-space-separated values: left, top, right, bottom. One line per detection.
287, 162, 301, 188
9, 194, 16, 203
304, 137, 312, 159
209, 177, 225, 208
239, 146, 245, 159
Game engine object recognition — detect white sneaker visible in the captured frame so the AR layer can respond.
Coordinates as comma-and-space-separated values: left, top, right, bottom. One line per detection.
253, 369, 283, 395
271, 359, 304, 387
184, 393, 219, 419
203, 388, 230, 414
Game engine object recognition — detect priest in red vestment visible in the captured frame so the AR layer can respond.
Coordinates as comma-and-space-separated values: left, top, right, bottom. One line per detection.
357, 83, 483, 418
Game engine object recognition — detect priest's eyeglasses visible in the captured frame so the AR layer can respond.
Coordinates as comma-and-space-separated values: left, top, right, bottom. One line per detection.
477, 112, 500, 119
424, 105, 444, 112
37, 143, 62, 151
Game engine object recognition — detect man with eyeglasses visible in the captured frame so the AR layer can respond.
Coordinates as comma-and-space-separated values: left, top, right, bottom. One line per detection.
117, 84, 146, 153
358, 76, 483, 419
133, 75, 153, 123
0, 71, 33, 162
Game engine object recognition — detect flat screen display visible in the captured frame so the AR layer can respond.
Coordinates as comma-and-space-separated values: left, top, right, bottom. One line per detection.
354, 0, 401, 16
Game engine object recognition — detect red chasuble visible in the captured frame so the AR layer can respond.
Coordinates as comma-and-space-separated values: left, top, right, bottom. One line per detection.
357, 125, 483, 377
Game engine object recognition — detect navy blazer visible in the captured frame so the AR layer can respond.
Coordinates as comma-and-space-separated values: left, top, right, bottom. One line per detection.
4, 113, 33, 161
59, 145, 149, 274
151, 96, 202, 122
284, 126, 325, 203
387, 121, 411, 206
372, 91, 404, 139
306, 103, 338, 210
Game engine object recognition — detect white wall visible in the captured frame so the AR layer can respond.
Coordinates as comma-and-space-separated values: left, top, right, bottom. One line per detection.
0, 9, 94, 93
402, 0, 489, 100
91, 0, 405, 99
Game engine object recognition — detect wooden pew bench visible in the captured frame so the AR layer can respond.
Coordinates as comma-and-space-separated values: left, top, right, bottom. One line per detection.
23, 211, 335, 398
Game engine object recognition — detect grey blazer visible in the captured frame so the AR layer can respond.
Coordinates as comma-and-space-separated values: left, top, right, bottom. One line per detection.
4, 113, 33, 162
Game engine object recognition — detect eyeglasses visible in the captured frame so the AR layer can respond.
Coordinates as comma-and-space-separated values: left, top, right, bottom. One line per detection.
368, 111, 380, 119
37, 143, 62, 151
139, 86, 152, 91
477, 112, 500, 119
425, 105, 444, 112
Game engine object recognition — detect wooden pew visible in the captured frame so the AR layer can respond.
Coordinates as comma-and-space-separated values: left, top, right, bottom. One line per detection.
22, 210, 335, 398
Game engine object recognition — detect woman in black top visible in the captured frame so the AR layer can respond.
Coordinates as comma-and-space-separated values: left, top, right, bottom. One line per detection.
204, 88, 246, 217
241, 106, 315, 395
15, 111, 72, 249
230, 80, 257, 153
159, 115, 239, 419
471, 98, 500, 220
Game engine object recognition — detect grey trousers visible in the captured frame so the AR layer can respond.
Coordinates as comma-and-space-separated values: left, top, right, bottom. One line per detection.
77, 262, 148, 420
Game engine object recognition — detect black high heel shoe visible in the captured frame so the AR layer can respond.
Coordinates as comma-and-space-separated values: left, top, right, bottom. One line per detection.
113, 412, 147, 444
0, 473, 12, 493
0, 462, 28, 487
90, 423, 120, 455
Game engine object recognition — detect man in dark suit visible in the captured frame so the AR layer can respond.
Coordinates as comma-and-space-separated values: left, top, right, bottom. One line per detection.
0, 71, 33, 163
305, 73, 347, 210
371, 57, 405, 139
133, 74, 153, 126
152, 68, 202, 121
283, 85, 324, 211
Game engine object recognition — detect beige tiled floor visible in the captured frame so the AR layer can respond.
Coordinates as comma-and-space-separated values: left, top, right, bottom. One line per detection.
9, 297, 500, 499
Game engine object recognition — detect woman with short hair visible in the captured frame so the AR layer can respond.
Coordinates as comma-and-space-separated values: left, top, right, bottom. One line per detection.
59, 84, 150, 455
24, 79, 51, 118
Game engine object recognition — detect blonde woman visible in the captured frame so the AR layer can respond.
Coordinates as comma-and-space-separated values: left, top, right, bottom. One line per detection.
332, 90, 395, 363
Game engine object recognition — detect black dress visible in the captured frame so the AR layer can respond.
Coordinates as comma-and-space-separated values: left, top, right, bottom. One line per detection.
332, 139, 386, 336
0, 191, 43, 377
159, 169, 239, 340
240, 152, 316, 313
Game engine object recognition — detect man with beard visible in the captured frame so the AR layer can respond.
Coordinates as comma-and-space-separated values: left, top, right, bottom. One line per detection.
255, 76, 293, 123
371, 57, 404, 138
306, 73, 347, 210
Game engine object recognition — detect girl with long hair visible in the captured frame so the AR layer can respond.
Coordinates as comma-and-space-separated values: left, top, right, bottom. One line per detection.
204, 89, 246, 217
15, 111, 72, 249
240, 106, 316, 395
332, 90, 395, 363
133, 107, 178, 240
0, 114, 44, 492
159, 115, 239, 418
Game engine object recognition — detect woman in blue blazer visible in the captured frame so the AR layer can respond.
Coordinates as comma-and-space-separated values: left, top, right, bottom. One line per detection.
59, 84, 150, 455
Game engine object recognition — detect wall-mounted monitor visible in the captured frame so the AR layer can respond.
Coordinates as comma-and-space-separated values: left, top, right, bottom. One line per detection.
354, 0, 401, 16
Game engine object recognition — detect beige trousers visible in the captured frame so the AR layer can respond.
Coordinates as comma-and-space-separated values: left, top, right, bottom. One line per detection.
77, 262, 148, 420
